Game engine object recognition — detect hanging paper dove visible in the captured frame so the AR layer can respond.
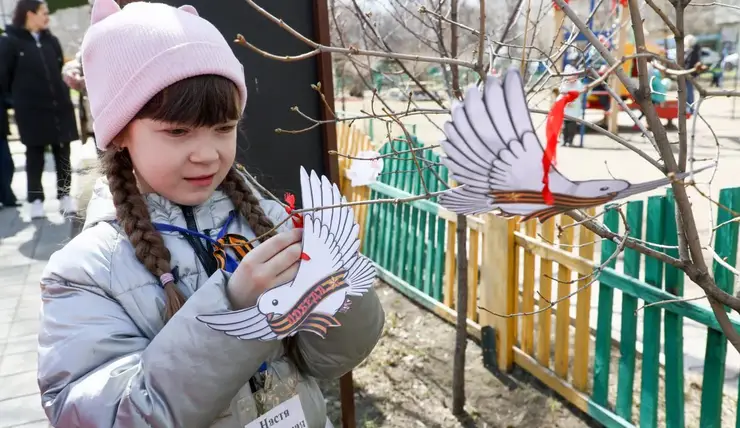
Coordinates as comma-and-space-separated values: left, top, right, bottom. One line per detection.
197, 167, 376, 340
347, 150, 384, 187
437, 67, 712, 222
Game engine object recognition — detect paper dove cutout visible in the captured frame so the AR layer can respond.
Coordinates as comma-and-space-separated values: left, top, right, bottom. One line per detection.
347, 150, 384, 187
437, 68, 712, 222
196, 167, 376, 341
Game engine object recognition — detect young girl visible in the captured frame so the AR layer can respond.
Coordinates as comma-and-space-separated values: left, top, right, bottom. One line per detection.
37, 1, 384, 427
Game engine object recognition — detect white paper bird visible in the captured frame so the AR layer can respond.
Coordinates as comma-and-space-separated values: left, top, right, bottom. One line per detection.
196, 167, 376, 341
347, 150, 384, 187
437, 68, 713, 222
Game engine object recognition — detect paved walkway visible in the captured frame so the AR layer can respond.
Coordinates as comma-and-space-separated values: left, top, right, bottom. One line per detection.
0, 139, 95, 428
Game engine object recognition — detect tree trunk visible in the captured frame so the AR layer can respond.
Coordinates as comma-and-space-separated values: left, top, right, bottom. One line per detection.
452, 216, 468, 415
449, 0, 467, 416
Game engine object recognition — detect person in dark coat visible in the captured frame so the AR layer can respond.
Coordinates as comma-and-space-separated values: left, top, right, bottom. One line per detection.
0, 93, 19, 208
684, 34, 704, 115
0, 0, 80, 219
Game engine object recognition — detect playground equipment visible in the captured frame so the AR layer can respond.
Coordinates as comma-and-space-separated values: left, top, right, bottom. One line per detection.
558, 0, 684, 138
582, 39, 686, 128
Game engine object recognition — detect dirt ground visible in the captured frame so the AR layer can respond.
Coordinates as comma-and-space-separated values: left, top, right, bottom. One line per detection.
319, 282, 599, 428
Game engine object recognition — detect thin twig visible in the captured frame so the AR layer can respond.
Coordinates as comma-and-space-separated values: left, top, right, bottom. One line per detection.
636, 295, 707, 313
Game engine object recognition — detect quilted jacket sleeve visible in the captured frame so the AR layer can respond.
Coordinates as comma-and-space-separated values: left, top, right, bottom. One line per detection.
37, 225, 281, 428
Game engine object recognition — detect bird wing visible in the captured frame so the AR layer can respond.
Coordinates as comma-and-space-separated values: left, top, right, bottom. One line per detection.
439, 68, 576, 213
294, 167, 376, 295
195, 307, 277, 341
343, 253, 376, 297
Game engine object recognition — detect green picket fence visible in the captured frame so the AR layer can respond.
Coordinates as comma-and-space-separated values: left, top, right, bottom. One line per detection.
362, 137, 448, 302
588, 190, 740, 427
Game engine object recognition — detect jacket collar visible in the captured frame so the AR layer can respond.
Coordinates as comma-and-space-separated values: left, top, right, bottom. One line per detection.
5, 25, 50, 41
84, 176, 232, 232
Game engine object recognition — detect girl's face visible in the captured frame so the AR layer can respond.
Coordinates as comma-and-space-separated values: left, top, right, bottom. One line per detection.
120, 119, 238, 206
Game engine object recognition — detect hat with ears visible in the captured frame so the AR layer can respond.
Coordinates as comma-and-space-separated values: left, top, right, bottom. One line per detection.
81, 0, 247, 150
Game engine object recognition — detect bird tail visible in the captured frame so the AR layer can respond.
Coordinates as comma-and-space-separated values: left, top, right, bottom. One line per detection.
345, 253, 375, 297
438, 186, 494, 215
613, 162, 715, 201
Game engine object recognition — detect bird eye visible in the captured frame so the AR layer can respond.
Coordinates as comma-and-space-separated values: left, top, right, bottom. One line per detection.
600, 186, 609, 191
272, 299, 278, 306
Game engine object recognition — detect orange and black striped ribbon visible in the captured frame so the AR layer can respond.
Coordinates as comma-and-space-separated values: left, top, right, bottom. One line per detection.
268, 270, 348, 337
212, 233, 254, 271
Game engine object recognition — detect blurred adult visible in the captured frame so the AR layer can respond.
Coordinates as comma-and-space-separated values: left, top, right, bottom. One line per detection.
0, 0, 79, 219
684, 34, 703, 114
63, 0, 137, 152
0, 94, 19, 208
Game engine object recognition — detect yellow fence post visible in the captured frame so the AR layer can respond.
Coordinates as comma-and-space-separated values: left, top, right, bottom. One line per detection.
608, 5, 630, 134
479, 214, 517, 371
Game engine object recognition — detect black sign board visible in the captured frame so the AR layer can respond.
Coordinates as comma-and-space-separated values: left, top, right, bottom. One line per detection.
160, 0, 338, 200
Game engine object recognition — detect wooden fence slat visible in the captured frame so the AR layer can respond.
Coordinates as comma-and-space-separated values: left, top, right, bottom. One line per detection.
337, 124, 350, 192
444, 216, 457, 308
480, 214, 516, 371
424, 211, 438, 297
662, 190, 685, 428
467, 229, 481, 321
593, 207, 619, 407
537, 219, 555, 368
555, 215, 575, 379
356, 134, 372, 244
388, 142, 407, 275
393, 150, 411, 279
573, 207, 596, 392
640, 195, 665, 427
421, 152, 436, 297
615, 201, 644, 421
402, 151, 416, 281
365, 188, 378, 256
409, 155, 425, 290
386, 146, 401, 264
521, 220, 537, 356
434, 165, 449, 302
701, 188, 740, 428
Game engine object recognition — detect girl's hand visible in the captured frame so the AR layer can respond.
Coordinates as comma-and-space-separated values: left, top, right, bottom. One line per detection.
227, 228, 303, 310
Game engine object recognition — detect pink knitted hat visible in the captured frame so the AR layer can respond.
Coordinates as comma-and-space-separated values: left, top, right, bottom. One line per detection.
81, 0, 248, 150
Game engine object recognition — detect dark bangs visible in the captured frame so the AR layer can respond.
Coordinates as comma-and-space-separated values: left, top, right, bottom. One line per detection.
135, 75, 242, 127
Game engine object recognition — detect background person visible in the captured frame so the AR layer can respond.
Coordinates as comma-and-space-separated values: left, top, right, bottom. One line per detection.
0, 0, 80, 219
0, 93, 19, 208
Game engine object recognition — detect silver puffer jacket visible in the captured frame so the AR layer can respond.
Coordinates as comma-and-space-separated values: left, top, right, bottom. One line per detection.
37, 176, 385, 428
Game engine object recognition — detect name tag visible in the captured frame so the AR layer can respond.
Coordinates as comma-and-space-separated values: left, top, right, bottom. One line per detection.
245, 395, 307, 428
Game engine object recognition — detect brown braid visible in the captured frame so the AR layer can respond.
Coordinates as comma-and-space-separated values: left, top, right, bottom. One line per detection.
102, 149, 187, 321
219, 167, 278, 243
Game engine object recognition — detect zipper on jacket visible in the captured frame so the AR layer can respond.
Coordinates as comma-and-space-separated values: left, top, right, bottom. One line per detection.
34, 36, 61, 134
181, 206, 265, 393
180, 206, 218, 276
